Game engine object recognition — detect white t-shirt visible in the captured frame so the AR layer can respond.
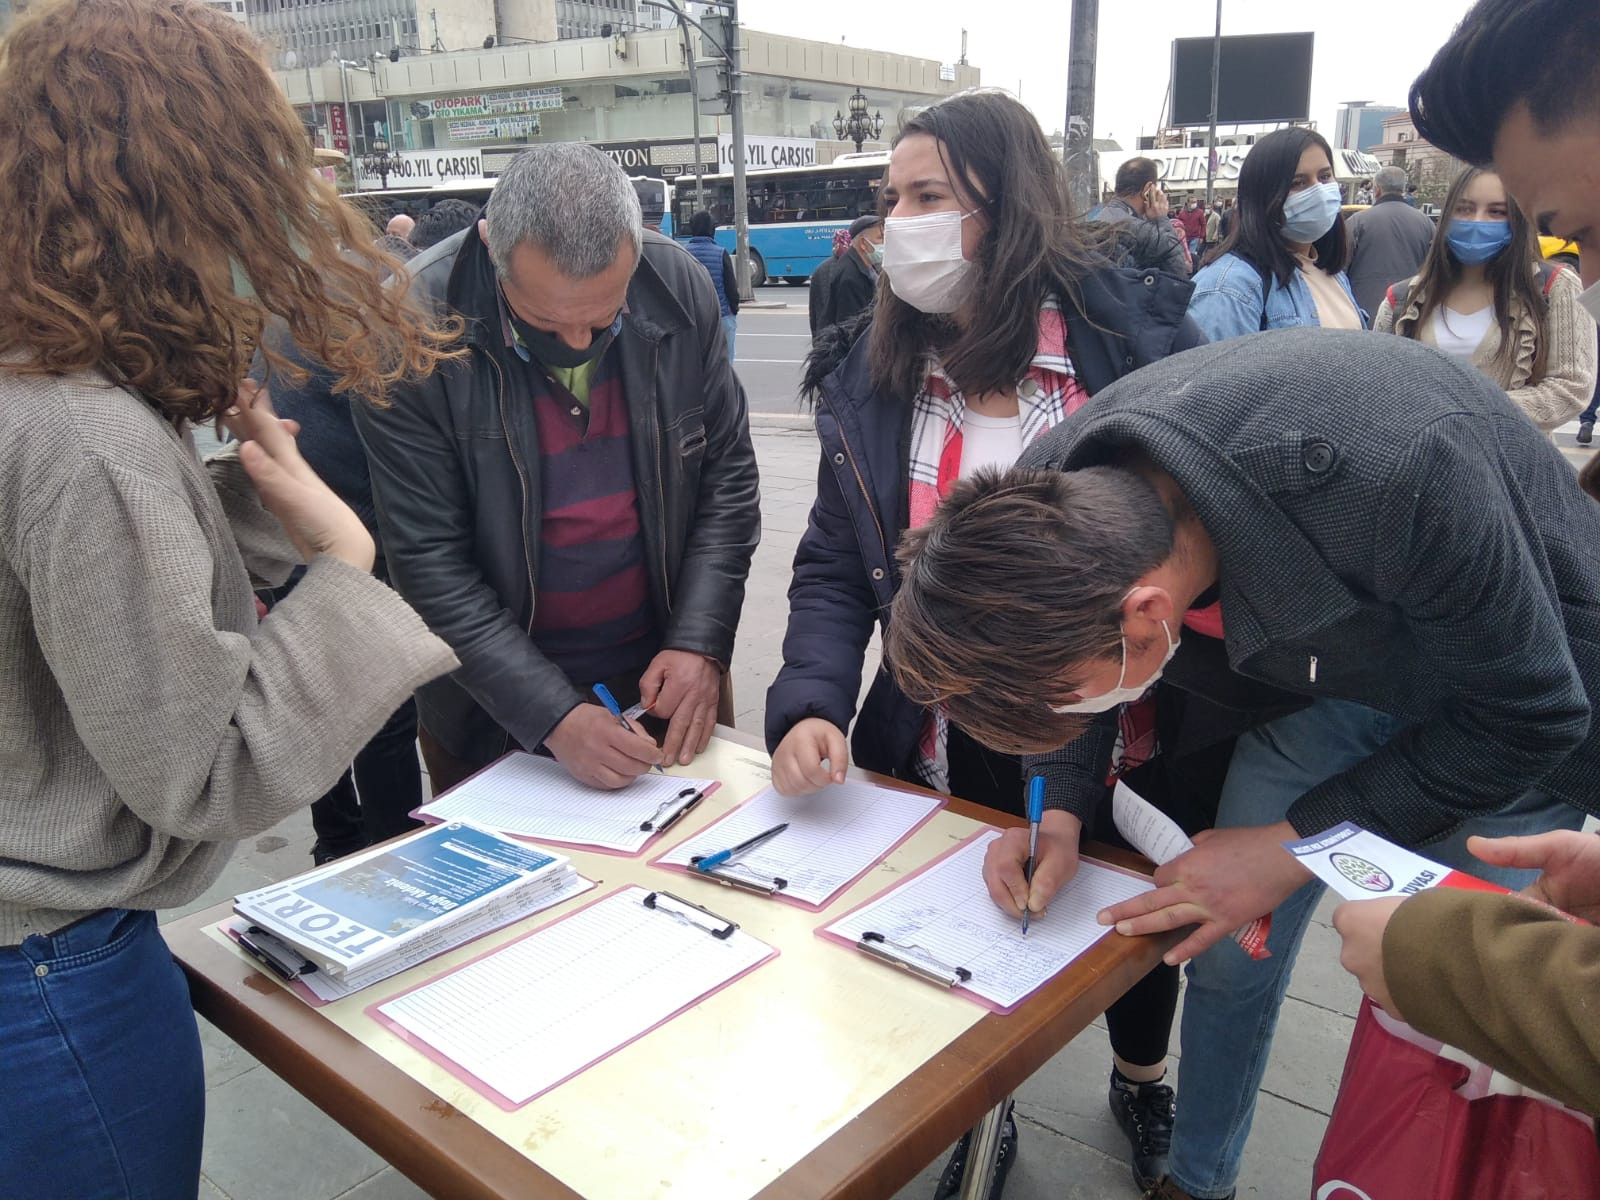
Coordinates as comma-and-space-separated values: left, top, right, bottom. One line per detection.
959, 410, 1025, 478
1428, 305, 1494, 363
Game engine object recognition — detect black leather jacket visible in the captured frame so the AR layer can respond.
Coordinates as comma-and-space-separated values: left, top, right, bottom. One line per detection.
354, 225, 760, 769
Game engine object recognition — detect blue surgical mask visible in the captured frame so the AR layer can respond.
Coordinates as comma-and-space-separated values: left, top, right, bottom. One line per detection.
1446, 219, 1514, 266
1279, 181, 1343, 245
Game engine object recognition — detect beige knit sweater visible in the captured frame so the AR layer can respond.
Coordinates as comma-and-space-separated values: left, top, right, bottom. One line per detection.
0, 369, 457, 944
1373, 265, 1598, 431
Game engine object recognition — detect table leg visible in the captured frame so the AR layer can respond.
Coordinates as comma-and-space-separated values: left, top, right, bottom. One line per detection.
955, 1093, 1012, 1200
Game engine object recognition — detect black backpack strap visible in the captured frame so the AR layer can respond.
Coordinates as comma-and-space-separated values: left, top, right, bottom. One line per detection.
1256, 262, 1274, 332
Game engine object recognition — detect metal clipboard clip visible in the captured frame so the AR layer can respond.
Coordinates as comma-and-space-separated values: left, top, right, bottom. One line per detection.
640, 786, 704, 833
689, 861, 789, 897
642, 890, 739, 940
856, 931, 973, 989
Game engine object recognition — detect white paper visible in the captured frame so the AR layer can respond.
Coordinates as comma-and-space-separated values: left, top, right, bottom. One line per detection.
1285, 822, 1466, 901
376, 886, 774, 1106
415, 752, 717, 853
655, 781, 943, 906
1111, 781, 1194, 866
823, 831, 1154, 1010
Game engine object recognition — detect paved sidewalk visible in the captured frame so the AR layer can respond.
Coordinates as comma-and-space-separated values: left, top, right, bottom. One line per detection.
170, 418, 1598, 1200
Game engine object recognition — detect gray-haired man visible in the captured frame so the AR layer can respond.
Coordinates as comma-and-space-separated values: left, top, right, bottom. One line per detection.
1344, 164, 1439, 319
354, 144, 760, 792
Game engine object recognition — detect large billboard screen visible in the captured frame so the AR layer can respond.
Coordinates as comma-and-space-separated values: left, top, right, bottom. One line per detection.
1170, 33, 1314, 127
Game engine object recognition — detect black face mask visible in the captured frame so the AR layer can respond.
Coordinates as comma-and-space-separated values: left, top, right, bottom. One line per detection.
507, 303, 623, 370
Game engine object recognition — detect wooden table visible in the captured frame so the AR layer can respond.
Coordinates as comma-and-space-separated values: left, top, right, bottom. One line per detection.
166, 729, 1170, 1200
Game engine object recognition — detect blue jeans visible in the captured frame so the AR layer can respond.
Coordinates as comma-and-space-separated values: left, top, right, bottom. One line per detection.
1168, 698, 1584, 1198
0, 909, 205, 1199
721, 313, 737, 363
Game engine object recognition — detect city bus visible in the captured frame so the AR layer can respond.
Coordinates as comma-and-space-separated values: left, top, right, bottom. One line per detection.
670, 153, 888, 286
343, 176, 674, 235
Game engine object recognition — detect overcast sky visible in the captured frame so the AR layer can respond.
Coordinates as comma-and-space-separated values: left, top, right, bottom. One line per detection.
741, 0, 1480, 146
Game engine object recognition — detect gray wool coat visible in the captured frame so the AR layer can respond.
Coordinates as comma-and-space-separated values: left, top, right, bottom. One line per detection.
1022, 327, 1600, 843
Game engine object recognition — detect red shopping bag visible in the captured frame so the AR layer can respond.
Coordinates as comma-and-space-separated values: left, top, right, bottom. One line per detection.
1312, 999, 1600, 1200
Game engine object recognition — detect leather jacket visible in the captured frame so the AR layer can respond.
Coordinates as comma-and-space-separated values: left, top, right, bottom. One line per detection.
354, 225, 760, 769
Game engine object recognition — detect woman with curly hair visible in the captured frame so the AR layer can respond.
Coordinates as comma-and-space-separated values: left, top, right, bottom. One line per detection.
0, 0, 462, 1193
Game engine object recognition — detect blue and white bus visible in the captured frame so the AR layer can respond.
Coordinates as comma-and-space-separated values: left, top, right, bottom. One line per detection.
347, 176, 674, 234
670, 153, 888, 286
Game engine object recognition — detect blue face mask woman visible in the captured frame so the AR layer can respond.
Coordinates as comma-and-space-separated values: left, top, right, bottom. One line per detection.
1185, 126, 1365, 342
1373, 166, 1597, 434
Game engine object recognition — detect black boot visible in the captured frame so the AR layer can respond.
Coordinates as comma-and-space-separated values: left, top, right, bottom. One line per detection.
932, 1102, 1017, 1200
1109, 1070, 1175, 1192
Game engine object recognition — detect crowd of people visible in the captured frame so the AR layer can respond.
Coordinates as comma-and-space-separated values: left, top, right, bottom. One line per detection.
2, 0, 1599, 1198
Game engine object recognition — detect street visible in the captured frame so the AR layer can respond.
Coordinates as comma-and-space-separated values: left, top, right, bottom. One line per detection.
736, 288, 811, 413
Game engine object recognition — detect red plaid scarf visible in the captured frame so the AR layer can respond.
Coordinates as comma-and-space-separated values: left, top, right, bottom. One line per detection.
908, 298, 1090, 792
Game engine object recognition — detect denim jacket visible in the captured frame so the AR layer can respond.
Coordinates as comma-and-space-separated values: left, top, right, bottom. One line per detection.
1188, 251, 1365, 343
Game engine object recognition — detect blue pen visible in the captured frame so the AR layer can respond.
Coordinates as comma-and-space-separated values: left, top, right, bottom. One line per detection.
592, 683, 665, 773
1022, 776, 1045, 935
692, 822, 789, 873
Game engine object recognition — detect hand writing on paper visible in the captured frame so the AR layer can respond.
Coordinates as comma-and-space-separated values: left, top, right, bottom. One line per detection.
639, 650, 721, 766
1470, 831, 1600, 924
546, 703, 662, 789
1098, 821, 1309, 965
983, 810, 1082, 919
1331, 897, 1405, 1017
771, 718, 850, 795
224, 380, 374, 571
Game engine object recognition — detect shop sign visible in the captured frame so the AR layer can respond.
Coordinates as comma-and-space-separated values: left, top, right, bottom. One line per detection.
417, 87, 563, 121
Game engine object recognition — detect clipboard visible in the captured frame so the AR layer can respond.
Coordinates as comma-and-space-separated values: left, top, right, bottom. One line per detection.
649, 781, 946, 910
411, 751, 721, 856
369, 885, 778, 1109
818, 828, 1155, 1014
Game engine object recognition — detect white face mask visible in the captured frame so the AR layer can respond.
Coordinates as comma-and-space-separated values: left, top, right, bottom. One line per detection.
1047, 618, 1180, 714
883, 209, 975, 314
1578, 278, 1600, 326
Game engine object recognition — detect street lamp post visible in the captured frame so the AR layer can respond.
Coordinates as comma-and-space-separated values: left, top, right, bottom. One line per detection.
1204, 0, 1222, 209
638, 0, 752, 300
677, 12, 704, 210
1064, 0, 1100, 214
832, 88, 883, 153
362, 135, 405, 190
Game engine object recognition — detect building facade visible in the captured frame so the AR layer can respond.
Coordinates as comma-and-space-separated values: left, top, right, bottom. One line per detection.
247, 0, 554, 71
1100, 140, 1383, 202
557, 0, 636, 41
1334, 102, 1405, 154
274, 25, 978, 172
1369, 110, 1464, 206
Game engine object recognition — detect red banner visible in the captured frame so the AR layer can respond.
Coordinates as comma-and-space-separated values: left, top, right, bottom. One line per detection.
329, 105, 350, 154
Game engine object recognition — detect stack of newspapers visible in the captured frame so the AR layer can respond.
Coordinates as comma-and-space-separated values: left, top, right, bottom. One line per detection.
233, 821, 579, 993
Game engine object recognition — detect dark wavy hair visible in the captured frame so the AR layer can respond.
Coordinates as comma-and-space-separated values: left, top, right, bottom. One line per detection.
869, 90, 1107, 404
1203, 127, 1348, 286
885, 465, 1176, 755
1393, 167, 1549, 380
1411, 0, 1600, 166
0, 0, 462, 423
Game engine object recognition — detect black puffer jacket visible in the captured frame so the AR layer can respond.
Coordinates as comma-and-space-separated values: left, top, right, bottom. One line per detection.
764, 265, 1206, 804
354, 225, 760, 770
1094, 197, 1192, 277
